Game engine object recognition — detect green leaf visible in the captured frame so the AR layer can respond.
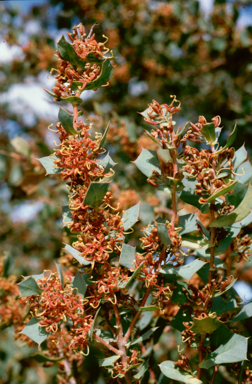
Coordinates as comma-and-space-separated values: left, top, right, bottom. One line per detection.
210, 184, 252, 227
133, 361, 149, 380
122, 203, 140, 231
11, 136, 30, 157
100, 153, 116, 173
83, 182, 109, 208
159, 361, 202, 383
43, 88, 83, 104
72, 271, 87, 298
199, 333, 248, 369
58, 108, 76, 135
212, 278, 237, 297
127, 327, 159, 347
18, 276, 43, 297
64, 244, 91, 266
89, 307, 101, 341
226, 182, 247, 208
99, 355, 120, 367
119, 244, 136, 269
140, 305, 159, 311
233, 145, 247, 170
216, 122, 237, 153
205, 180, 238, 203
180, 178, 209, 212
85, 60, 113, 90
58, 36, 87, 69
55, 262, 64, 288
171, 308, 191, 332
157, 222, 171, 245
171, 281, 188, 305
200, 123, 216, 144
125, 262, 144, 288
134, 149, 161, 177
39, 155, 62, 175
161, 259, 206, 281
62, 206, 72, 226
179, 213, 198, 235
21, 318, 49, 345
215, 223, 241, 255
235, 160, 252, 184
190, 315, 223, 334
231, 302, 252, 322
99, 122, 110, 149
137, 311, 153, 331
3, 253, 14, 277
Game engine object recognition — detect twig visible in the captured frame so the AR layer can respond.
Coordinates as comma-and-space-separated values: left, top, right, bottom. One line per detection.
94, 333, 122, 356
210, 365, 218, 384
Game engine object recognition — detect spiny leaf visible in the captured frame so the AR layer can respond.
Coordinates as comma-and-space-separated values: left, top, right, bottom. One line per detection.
83, 182, 109, 208
72, 271, 87, 298
200, 123, 216, 144
62, 206, 72, 226
157, 222, 171, 245
85, 59, 113, 90
133, 361, 149, 380
199, 333, 247, 369
58, 35, 87, 70
55, 262, 64, 288
159, 360, 202, 383
134, 149, 161, 177
18, 276, 43, 297
64, 244, 91, 266
99, 153, 116, 173
119, 244, 136, 269
231, 302, 252, 322
216, 122, 237, 153
39, 155, 62, 175
21, 318, 49, 345
205, 180, 238, 203
99, 122, 110, 149
127, 327, 159, 347
210, 184, 252, 227
179, 213, 198, 235
190, 315, 223, 334
122, 203, 140, 231
58, 108, 76, 135
99, 355, 120, 367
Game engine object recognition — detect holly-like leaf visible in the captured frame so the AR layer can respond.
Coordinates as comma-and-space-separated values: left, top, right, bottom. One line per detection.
215, 223, 241, 255
199, 333, 247, 369
210, 184, 252, 227
99, 122, 110, 149
159, 361, 202, 383
235, 160, 252, 184
119, 244, 136, 269
122, 203, 140, 231
18, 276, 43, 297
161, 259, 206, 281
72, 271, 87, 298
190, 315, 223, 334
133, 361, 149, 380
134, 149, 161, 177
179, 213, 198, 235
58, 108, 76, 135
201, 123, 216, 144
99, 355, 120, 367
58, 35, 87, 70
43, 89, 83, 105
100, 153, 116, 173
85, 59, 113, 90
205, 180, 238, 203
125, 262, 144, 288
233, 145, 247, 170
127, 327, 159, 347
83, 182, 109, 208
157, 222, 171, 245
62, 206, 72, 226
39, 155, 62, 175
216, 122, 237, 153
21, 318, 49, 345
171, 308, 191, 332
231, 302, 252, 322
55, 262, 64, 288
64, 244, 91, 266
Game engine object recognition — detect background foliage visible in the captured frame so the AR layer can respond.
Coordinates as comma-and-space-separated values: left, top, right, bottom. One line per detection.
1, 0, 252, 383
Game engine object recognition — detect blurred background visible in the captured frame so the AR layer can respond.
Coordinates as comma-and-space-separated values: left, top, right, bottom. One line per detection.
0, 0, 252, 383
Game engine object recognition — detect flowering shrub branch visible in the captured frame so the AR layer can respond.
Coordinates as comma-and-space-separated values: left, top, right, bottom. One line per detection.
11, 24, 252, 383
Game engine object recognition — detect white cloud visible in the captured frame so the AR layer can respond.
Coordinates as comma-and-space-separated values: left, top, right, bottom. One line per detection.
0, 41, 24, 64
